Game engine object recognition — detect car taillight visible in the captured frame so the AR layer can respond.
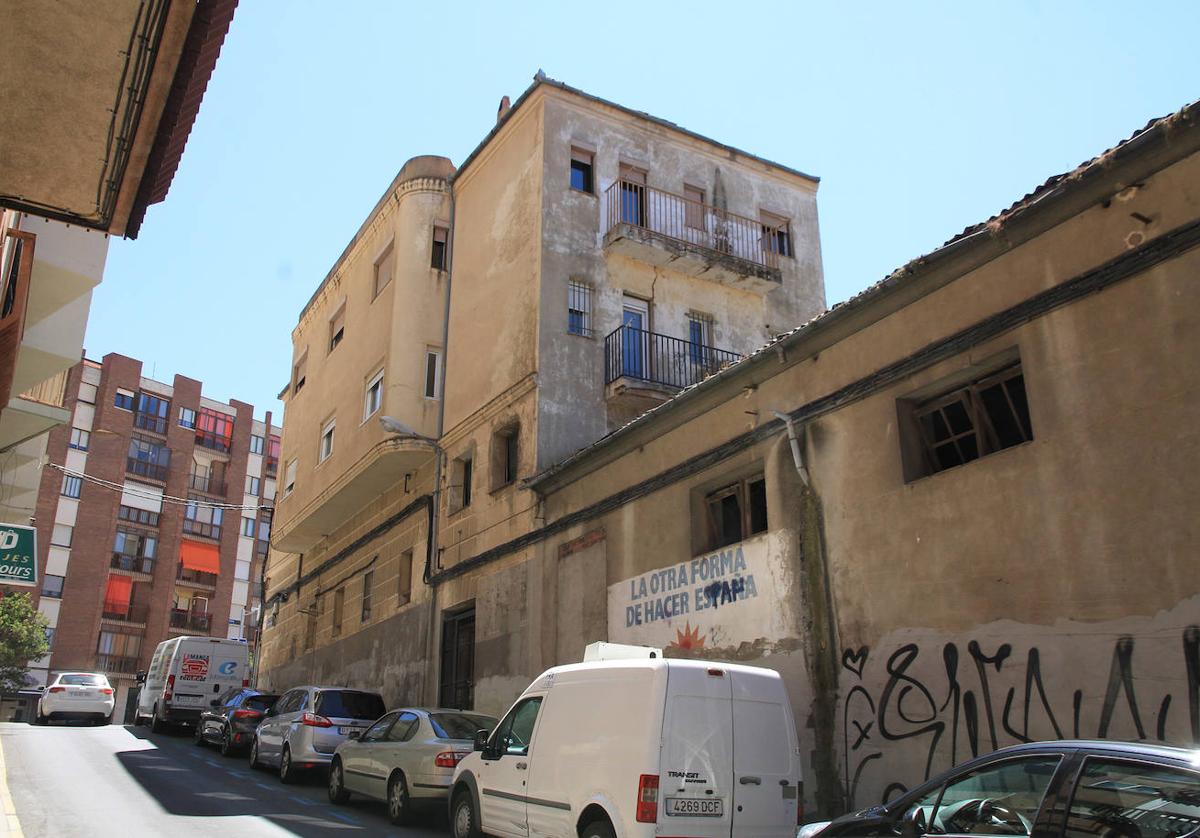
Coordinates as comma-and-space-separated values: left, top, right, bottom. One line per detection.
164, 674, 175, 701
48, 686, 65, 693
100, 688, 114, 695
435, 751, 468, 768
232, 709, 262, 720
300, 712, 332, 728
636, 774, 659, 823
242, 679, 249, 687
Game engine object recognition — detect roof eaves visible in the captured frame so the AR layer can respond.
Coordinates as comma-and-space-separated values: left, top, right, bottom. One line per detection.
451, 73, 820, 187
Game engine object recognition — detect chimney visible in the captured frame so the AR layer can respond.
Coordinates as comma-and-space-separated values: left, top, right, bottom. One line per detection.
497, 95, 511, 123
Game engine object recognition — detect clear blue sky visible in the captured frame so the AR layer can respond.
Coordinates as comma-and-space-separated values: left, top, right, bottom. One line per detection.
86, 1, 1200, 419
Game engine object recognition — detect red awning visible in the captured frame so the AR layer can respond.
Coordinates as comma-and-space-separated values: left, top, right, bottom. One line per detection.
103, 575, 133, 612
180, 539, 220, 574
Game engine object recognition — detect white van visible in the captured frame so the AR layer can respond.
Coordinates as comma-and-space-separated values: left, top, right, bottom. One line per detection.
449, 651, 802, 838
134, 636, 250, 732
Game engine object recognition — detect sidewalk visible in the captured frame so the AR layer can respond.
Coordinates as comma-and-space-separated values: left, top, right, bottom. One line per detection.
0, 732, 21, 838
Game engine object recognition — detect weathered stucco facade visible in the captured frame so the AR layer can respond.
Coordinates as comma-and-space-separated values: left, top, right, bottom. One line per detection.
260, 80, 1199, 821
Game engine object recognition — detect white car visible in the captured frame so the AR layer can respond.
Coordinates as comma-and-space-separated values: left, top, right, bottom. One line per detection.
34, 672, 115, 726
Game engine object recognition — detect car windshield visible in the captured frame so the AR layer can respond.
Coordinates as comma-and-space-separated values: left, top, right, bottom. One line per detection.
430, 712, 498, 740
59, 674, 106, 686
245, 695, 278, 712
316, 690, 385, 720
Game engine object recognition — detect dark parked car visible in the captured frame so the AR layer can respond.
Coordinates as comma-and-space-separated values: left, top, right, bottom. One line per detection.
801, 741, 1200, 838
193, 688, 279, 757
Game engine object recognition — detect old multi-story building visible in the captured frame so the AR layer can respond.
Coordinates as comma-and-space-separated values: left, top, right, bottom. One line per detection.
262, 75, 825, 706
262, 88, 1200, 820
22, 353, 279, 718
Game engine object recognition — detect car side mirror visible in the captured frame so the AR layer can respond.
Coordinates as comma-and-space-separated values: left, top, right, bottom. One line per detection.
900, 806, 927, 838
136, 671, 146, 685
473, 729, 490, 753
348, 731, 361, 741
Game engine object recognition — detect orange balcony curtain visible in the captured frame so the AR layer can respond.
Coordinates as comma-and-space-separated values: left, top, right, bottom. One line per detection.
103, 575, 133, 612
180, 539, 220, 574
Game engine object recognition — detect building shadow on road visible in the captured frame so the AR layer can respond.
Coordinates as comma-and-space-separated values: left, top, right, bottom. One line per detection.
113, 725, 445, 837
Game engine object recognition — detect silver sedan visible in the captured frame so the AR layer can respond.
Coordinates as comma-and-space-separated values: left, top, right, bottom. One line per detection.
327, 707, 497, 825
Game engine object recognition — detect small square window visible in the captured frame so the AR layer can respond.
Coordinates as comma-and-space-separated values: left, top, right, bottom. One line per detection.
178, 407, 196, 429
41, 575, 64, 599
702, 475, 768, 551
319, 419, 336, 463
364, 370, 384, 420
431, 226, 448, 271
69, 428, 90, 451
570, 148, 594, 194
114, 389, 134, 411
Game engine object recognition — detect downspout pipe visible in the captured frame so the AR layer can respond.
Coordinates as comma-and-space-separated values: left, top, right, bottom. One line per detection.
772, 411, 810, 489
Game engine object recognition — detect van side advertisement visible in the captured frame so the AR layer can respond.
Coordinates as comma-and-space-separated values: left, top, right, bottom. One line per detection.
607, 533, 794, 653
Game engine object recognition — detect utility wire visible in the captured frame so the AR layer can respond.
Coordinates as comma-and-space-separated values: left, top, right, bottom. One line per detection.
47, 462, 273, 512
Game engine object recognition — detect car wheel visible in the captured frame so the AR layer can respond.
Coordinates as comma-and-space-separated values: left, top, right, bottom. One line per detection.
581, 819, 616, 838
219, 729, 235, 757
279, 746, 297, 784
328, 758, 350, 804
451, 790, 481, 838
387, 772, 411, 825
249, 739, 264, 770
150, 705, 166, 734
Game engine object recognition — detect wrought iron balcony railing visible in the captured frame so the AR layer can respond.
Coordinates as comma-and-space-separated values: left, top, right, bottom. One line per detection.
96, 654, 141, 675
603, 180, 789, 274
169, 609, 212, 632
102, 602, 150, 624
111, 553, 155, 575
182, 518, 221, 540
176, 562, 218, 588
189, 471, 226, 495
604, 325, 741, 390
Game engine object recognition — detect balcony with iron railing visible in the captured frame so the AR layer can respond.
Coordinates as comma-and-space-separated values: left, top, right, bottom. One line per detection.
126, 457, 169, 482
176, 562, 218, 589
101, 601, 150, 625
603, 324, 741, 424
195, 430, 231, 453
189, 471, 227, 496
96, 654, 141, 675
182, 518, 221, 540
169, 609, 212, 633
602, 180, 787, 291
111, 553, 155, 576
133, 411, 168, 435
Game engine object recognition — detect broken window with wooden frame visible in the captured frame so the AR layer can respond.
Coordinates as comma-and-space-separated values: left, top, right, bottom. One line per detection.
910, 362, 1033, 478
703, 475, 768, 551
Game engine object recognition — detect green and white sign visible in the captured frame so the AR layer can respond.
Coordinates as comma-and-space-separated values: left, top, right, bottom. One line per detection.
0, 523, 37, 587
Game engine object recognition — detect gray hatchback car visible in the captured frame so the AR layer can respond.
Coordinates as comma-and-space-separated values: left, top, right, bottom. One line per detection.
249, 685, 386, 783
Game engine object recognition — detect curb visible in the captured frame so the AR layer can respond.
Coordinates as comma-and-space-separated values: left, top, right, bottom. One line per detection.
0, 732, 22, 838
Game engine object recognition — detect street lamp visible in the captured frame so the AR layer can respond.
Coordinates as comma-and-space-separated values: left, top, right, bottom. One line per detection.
378, 416, 444, 452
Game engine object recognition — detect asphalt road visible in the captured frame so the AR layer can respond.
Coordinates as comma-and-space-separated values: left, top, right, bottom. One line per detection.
0, 721, 448, 837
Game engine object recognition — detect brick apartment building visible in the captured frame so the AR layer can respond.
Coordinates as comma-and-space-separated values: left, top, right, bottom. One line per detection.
17, 352, 280, 719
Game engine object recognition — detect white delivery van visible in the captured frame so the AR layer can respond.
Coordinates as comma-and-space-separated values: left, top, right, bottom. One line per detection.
134, 635, 250, 732
449, 651, 802, 838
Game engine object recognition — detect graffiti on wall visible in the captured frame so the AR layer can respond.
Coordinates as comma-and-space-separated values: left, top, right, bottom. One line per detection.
841, 621, 1200, 808
608, 532, 794, 653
